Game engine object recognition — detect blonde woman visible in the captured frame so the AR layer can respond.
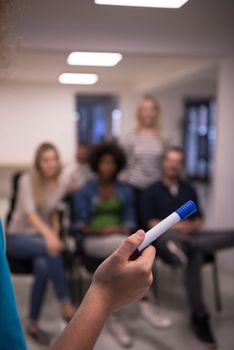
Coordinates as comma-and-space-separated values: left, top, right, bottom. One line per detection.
123, 95, 172, 329
7, 143, 75, 346
123, 95, 164, 227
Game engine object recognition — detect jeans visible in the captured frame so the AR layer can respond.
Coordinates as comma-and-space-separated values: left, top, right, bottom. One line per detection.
155, 229, 234, 316
7, 234, 69, 322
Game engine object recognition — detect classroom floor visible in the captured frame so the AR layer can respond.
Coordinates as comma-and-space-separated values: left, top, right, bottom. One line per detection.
13, 250, 234, 350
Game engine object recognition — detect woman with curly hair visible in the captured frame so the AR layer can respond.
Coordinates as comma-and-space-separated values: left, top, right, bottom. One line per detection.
73, 141, 136, 259
73, 141, 136, 347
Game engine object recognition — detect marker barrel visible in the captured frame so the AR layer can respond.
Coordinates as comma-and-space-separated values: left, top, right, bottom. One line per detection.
138, 212, 180, 252
136, 200, 197, 253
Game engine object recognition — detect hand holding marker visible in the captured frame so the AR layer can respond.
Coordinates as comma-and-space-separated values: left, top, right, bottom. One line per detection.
136, 200, 197, 253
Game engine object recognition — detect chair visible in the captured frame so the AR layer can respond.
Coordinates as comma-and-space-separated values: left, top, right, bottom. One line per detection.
66, 224, 104, 304
203, 253, 222, 313
5, 171, 33, 275
155, 251, 222, 313
5, 171, 24, 228
7, 257, 33, 275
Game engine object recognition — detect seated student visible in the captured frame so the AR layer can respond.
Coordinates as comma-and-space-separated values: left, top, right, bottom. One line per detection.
142, 146, 234, 348
72, 141, 136, 347
7, 143, 75, 346
73, 142, 172, 347
63, 142, 94, 193
73, 142, 135, 258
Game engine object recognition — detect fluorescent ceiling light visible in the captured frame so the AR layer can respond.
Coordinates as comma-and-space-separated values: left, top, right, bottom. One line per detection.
67, 52, 122, 67
58, 73, 98, 85
94, 0, 190, 8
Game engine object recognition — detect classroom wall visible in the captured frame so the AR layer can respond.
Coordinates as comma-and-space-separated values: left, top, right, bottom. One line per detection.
0, 83, 76, 165
212, 59, 234, 228
0, 78, 216, 166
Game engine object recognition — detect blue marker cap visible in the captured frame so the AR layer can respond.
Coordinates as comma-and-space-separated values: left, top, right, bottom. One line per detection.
176, 200, 197, 219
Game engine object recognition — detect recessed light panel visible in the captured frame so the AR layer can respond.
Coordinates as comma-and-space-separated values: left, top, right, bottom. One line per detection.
94, 0, 190, 8
58, 73, 98, 85
67, 52, 123, 67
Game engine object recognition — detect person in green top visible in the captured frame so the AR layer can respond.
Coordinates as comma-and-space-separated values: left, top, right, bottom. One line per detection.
73, 142, 137, 347
73, 142, 137, 260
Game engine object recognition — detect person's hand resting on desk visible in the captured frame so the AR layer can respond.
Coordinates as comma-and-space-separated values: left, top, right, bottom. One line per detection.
51, 229, 156, 350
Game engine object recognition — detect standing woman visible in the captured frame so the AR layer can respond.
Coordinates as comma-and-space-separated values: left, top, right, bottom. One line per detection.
122, 95, 172, 329
123, 95, 164, 228
7, 143, 75, 346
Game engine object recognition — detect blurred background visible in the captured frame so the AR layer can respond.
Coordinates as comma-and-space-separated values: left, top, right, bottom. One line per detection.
0, 0, 234, 349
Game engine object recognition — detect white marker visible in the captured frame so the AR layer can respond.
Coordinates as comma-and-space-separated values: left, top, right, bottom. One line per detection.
137, 200, 197, 253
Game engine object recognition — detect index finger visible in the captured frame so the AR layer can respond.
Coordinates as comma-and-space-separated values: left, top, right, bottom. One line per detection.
138, 245, 156, 270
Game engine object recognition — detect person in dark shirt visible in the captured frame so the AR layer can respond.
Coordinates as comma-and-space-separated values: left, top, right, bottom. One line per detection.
142, 146, 234, 348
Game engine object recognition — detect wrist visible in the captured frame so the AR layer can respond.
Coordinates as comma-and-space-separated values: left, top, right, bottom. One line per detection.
87, 284, 113, 316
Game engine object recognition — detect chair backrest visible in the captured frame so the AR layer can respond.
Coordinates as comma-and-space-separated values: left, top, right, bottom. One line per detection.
5, 171, 24, 228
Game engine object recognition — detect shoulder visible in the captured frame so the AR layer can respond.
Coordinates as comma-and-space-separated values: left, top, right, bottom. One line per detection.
19, 171, 31, 188
123, 132, 138, 144
115, 181, 133, 196
62, 162, 78, 176
181, 180, 196, 192
117, 181, 132, 190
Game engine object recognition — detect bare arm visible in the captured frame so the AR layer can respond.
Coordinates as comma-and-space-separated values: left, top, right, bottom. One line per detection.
27, 212, 63, 254
27, 212, 54, 239
51, 230, 155, 350
51, 286, 110, 350
176, 217, 203, 234
51, 211, 60, 235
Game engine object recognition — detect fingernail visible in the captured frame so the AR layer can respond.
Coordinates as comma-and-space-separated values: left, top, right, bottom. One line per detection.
137, 230, 145, 238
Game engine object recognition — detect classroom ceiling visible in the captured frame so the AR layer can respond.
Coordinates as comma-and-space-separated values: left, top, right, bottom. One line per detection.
1, 49, 218, 93
13, 0, 234, 55
2, 0, 232, 92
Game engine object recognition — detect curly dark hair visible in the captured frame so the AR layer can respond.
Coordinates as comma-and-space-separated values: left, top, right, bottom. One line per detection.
89, 141, 126, 176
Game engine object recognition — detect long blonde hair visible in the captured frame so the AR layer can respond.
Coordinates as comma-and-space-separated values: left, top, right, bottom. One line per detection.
30, 143, 62, 210
135, 94, 164, 143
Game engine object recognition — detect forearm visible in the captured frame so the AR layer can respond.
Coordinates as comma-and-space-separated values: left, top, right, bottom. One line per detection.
27, 212, 52, 239
51, 212, 60, 234
51, 285, 111, 350
172, 218, 203, 234
190, 218, 203, 232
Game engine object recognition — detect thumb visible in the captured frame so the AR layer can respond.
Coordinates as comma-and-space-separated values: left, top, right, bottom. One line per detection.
116, 230, 145, 260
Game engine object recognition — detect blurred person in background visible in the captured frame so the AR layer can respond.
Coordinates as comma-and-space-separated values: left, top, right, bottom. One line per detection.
142, 146, 234, 348
7, 143, 75, 346
122, 95, 172, 329
122, 95, 164, 227
64, 142, 94, 193
73, 141, 136, 347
